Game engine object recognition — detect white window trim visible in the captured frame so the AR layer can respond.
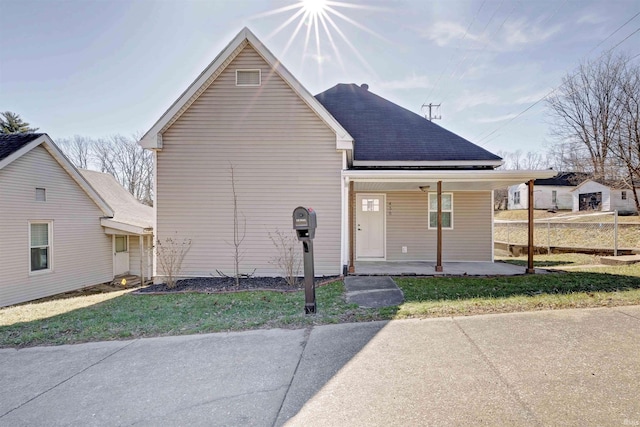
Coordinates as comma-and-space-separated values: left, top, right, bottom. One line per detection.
514, 191, 521, 205
29, 220, 53, 275
428, 193, 454, 230
235, 69, 261, 86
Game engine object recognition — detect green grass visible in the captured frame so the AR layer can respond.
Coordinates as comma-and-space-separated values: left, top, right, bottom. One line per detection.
497, 253, 600, 267
0, 282, 389, 348
3, 262, 640, 348
393, 272, 640, 318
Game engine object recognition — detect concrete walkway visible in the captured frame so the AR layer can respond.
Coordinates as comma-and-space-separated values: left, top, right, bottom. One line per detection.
354, 260, 548, 276
1, 306, 639, 426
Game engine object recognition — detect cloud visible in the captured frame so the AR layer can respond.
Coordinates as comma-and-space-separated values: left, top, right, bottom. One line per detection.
577, 13, 608, 25
420, 21, 481, 47
420, 17, 560, 52
473, 113, 518, 124
378, 74, 432, 90
514, 89, 551, 105
452, 91, 502, 111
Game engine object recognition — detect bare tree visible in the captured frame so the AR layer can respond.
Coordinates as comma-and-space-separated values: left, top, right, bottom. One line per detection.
156, 235, 192, 288
58, 135, 93, 169
547, 52, 628, 180
611, 59, 640, 212
268, 229, 301, 286
94, 134, 154, 205
496, 149, 548, 170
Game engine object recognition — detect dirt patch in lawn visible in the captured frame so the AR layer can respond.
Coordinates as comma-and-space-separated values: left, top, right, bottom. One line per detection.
134, 276, 341, 294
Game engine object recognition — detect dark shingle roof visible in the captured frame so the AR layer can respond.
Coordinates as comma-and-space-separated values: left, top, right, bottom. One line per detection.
534, 172, 590, 186
0, 133, 43, 162
315, 84, 501, 163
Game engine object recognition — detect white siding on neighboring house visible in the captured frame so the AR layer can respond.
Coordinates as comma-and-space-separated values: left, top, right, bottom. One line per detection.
157, 45, 343, 278
610, 189, 639, 214
508, 184, 527, 210
0, 146, 112, 307
385, 191, 492, 262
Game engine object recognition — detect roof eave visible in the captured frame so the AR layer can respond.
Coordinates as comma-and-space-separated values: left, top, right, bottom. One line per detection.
352, 160, 503, 168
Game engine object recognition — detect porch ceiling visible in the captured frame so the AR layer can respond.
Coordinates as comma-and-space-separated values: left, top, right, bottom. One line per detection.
346, 169, 557, 191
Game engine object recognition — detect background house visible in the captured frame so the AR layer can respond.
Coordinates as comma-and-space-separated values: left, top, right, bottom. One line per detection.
508, 172, 586, 211
0, 134, 154, 307
80, 170, 154, 281
571, 179, 639, 214
0, 134, 113, 307
140, 28, 554, 281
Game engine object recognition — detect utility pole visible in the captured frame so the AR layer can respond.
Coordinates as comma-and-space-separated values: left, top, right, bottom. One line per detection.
422, 103, 442, 121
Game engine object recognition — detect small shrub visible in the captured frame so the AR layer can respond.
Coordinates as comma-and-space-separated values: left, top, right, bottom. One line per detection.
156, 235, 192, 288
268, 229, 301, 286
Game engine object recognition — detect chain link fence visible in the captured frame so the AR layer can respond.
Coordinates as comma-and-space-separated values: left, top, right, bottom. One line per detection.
495, 211, 640, 255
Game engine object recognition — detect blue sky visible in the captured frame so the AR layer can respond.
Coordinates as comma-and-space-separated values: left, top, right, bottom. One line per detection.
1, 0, 638, 156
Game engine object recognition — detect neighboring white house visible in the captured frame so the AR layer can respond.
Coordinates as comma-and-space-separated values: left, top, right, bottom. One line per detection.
0, 134, 114, 307
0, 134, 154, 307
508, 172, 586, 211
80, 170, 154, 280
571, 179, 639, 214
139, 27, 555, 281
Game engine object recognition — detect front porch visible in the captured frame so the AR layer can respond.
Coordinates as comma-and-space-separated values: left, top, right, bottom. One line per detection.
354, 260, 544, 276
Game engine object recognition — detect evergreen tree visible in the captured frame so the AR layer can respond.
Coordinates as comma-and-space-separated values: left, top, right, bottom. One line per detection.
0, 111, 38, 134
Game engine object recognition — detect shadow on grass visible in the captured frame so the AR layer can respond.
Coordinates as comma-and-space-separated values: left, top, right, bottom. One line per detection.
394, 271, 640, 302
0, 281, 395, 348
500, 259, 576, 267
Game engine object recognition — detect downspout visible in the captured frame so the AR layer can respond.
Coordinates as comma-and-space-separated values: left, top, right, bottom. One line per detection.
349, 180, 355, 273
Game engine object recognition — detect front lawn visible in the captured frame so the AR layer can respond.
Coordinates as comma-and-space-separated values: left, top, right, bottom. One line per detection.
3, 264, 640, 348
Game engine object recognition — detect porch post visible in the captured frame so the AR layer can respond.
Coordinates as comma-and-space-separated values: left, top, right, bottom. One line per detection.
436, 180, 443, 272
139, 235, 145, 285
527, 179, 535, 274
349, 180, 355, 273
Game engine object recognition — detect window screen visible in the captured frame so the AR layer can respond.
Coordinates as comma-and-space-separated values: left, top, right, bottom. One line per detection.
36, 188, 46, 201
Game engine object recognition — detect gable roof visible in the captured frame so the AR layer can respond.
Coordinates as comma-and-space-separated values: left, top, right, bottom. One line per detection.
80, 170, 154, 235
534, 172, 590, 186
571, 178, 635, 192
315, 83, 503, 167
0, 133, 113, 217
139, 27, 353, 151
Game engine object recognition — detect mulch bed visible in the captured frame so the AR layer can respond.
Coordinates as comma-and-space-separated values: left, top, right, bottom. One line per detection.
134, 276, 341, 295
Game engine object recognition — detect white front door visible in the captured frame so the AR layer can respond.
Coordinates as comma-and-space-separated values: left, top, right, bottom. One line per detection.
113, 235, 129, 275
356, 194, 385, 259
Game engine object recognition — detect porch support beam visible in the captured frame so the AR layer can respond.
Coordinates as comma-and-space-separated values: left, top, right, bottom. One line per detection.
436, 180, 443, 272
349, 180, 355, 273
139, 235, 145, 286
527, 179, 535, 274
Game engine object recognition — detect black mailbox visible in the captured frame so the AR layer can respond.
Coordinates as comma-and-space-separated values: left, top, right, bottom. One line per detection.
293, 206, 317, 240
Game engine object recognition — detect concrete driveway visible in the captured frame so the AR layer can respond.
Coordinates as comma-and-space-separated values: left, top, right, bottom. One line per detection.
1, 306, 639, 426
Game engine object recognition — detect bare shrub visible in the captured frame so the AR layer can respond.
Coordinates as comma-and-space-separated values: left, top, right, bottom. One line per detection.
156, 235, 192, 288
268, 229, 301, 286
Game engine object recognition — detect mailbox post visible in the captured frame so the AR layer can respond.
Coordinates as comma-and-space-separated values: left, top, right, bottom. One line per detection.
293, 206, 317, 314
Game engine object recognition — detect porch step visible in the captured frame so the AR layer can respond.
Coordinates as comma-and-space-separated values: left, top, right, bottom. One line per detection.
599, 255, 640, 266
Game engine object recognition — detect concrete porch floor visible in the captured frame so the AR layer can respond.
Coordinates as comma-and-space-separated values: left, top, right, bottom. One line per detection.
353, 260, 546, 276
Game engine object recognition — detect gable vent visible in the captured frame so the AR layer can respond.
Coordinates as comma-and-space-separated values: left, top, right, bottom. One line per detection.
236, 69, 261, 86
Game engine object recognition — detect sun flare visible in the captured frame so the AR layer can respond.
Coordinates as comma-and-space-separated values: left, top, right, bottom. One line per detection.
301, 0, 327, 16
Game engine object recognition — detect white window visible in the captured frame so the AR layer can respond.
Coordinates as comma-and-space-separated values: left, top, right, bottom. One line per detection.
236, 69, 261, 86
36, 188, 46, 201
30, 221, 52, 273
115, 235, 128, 253
622, 191, 627, 200
514, 191, 521, 205
428, 193, 453, 229
361, 198, 380, 212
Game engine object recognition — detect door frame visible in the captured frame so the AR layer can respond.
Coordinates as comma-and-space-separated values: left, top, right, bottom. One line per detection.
113, 234, 129, 276
355, 193, 386, 260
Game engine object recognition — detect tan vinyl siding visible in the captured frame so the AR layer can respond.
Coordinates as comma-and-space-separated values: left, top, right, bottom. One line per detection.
0, 146, 112, 307
158, 45, 343, 277
385, 191, 492, 262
